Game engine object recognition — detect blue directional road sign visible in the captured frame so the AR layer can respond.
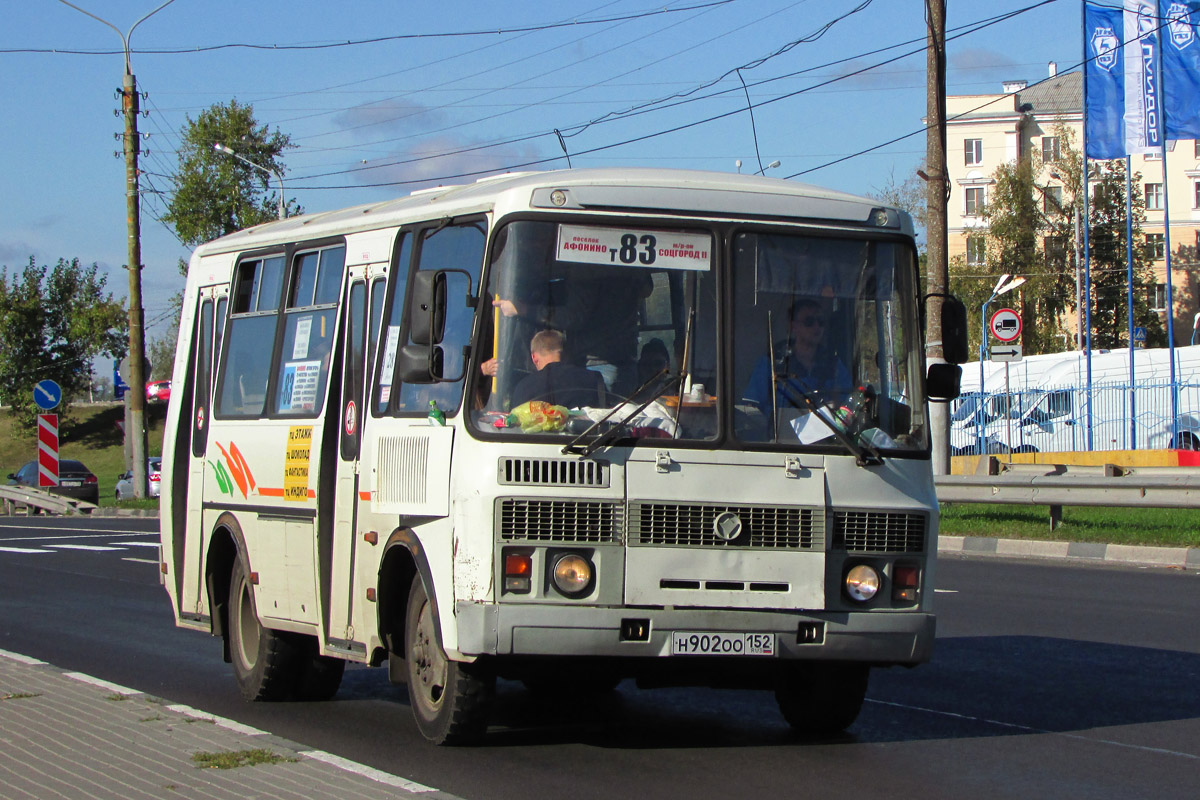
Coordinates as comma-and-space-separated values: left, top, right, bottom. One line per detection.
34, 379, 62, 411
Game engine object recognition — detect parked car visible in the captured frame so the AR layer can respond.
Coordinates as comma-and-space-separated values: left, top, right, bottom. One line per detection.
7, 459, 100, 506
115, 457, 162, 500
146, 379, 172, 403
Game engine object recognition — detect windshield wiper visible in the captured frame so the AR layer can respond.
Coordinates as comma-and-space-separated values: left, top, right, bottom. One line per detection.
775, 381, 883, 467
562, 368, 676, 457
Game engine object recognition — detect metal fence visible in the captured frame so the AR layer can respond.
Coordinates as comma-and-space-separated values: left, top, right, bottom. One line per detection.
950, 379, 1200, 455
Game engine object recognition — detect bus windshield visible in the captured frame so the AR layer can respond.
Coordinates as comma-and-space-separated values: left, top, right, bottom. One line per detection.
470, 220, 926, 454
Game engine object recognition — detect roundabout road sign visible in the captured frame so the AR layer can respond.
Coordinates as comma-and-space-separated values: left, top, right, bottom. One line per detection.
989, 308, 1022, 343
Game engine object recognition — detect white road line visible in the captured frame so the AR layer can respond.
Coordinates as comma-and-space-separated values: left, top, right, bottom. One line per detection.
64, 672, 141, 696
934, 589, 958, 593
46, 544, 124, 552
122, 557, 158, 565
0, 546, 52, 554
113, 541, 160, 548
0, 532, 156, 544
868, 698, 1200, 761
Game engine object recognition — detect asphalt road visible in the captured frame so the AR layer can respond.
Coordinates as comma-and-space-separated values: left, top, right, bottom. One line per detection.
1, 517, 1198, 800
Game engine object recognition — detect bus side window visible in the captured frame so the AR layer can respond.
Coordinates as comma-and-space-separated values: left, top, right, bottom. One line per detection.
341, 281, 367, 460
395, 221, 486, 415
216, 255, 285, 418
274, 245, 346, 417
191, 298, 213, 457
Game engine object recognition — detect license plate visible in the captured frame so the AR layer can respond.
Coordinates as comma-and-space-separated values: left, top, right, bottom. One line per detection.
671, 632, 775, 656
60, 480, 82, 487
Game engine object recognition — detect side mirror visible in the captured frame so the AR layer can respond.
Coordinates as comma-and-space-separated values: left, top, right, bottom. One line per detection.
394, 344, 445, 384
409, 271, 446, 346
926, 362, 962, 402
923, 293, 969, 365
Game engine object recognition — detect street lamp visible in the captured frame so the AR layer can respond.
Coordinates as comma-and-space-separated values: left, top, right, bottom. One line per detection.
57, 0, 178, 500
213, 143, 287, 220
975, 273, 1027, 454
757, 160, 781, 175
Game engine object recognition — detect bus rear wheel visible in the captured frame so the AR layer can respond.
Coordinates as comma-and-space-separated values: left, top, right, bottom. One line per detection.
405, 579, 494, 745
775, 662, 869, 737
228, 559, 300, 702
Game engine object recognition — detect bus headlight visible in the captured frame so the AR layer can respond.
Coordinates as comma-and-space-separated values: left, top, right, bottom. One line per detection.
551, 553, 593, 597
844, 564, 880, 603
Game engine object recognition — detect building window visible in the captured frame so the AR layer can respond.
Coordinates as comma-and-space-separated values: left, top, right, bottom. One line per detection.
1152, 283, 1167, 311
1195, 140, 1200, 159
1043, 186, 1063, 214
965, 138, 983, 166
966, 236, 986, 265
1044, 236, 1067, 267
1145, 151, 1162, 161
1194, 179, 1200, 209
1145, 182, 1163, 210
1146, 233, 1165, 259
965, 186, 985, 216
1041, 136, 1061, 163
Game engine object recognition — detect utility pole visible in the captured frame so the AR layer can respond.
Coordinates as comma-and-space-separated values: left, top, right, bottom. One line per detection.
59, 0, 177, 498
924, 0, 951, 475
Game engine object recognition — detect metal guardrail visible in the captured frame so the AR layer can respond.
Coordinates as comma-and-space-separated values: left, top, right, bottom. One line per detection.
0, 485, 97, 516
935, 460, 1200, 528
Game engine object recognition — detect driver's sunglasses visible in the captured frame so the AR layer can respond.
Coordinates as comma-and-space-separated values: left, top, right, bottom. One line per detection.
796, 316, 826, 328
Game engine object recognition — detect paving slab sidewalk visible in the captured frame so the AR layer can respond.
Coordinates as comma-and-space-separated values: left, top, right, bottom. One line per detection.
0, 649, 460, 800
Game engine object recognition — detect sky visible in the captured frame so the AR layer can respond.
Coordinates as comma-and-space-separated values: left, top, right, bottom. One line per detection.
1, 0, 1088, 350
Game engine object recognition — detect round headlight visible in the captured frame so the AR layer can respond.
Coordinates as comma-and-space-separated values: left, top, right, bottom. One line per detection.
552, 554, 593, 596
845, 564, 880, 602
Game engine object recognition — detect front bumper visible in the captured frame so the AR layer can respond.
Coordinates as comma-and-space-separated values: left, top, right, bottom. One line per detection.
456, 602, 934, 666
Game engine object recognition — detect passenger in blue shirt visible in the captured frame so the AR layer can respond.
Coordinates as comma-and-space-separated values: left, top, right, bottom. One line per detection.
743, 298, 852, 413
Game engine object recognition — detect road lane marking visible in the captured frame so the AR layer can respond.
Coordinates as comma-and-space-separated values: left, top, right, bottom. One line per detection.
934, 589, 958, 593
0, 532, 156, 544
122, 558, 158, 564
0, 546, 53, 554
113, 541, 160, 548
868, 698, 1200, 761
46, 544, 124, 551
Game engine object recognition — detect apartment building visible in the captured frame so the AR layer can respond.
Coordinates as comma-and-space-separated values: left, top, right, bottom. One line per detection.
945, 65, 1200, 342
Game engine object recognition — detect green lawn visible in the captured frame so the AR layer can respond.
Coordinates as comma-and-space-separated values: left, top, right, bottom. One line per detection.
1, 403, 165, 507
939, 503, 1200, 548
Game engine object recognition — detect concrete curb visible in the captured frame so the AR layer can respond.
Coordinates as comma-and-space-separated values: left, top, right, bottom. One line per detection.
939, 535, 1200, 569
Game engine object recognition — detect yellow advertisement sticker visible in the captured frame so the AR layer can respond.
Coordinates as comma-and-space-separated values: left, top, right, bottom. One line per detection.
284, 425, 313, 501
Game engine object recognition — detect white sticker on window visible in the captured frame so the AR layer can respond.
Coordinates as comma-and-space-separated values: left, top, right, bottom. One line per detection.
557, 224, 711, 271
279, 360, 322, 412
380, 326, 401, 387
292, 316, 313, 360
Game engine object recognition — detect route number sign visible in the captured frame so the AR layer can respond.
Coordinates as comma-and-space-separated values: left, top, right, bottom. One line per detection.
989, 308, 1022, 342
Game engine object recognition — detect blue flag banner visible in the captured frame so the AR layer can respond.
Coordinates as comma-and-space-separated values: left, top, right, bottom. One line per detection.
1086, 3, 1126, 159
1122, 0, 1163, 154
1162, 0, 1200, 140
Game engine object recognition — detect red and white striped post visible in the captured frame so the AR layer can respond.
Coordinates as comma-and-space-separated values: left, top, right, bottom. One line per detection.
38, 413, 59, 488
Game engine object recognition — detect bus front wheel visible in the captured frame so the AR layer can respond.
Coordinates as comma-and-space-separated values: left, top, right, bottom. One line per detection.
228, 559, 300, 702
404, 578, 494, 745
775, 662, 869, 737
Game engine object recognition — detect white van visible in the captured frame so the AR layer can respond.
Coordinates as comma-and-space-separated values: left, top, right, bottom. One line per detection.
977, 346, 1200, 453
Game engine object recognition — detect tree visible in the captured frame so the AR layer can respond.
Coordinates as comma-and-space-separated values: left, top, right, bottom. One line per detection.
163, 100, 299, 248
0, 258, 127, 426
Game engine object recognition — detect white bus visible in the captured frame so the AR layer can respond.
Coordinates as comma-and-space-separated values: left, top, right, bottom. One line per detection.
160, 168, 964, 744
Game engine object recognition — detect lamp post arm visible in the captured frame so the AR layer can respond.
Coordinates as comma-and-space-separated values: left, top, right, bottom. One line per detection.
57, 0, 177, 74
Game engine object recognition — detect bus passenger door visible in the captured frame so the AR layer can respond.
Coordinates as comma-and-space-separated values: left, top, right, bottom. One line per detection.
327, 267, 371, 652
182, 286, 225, 618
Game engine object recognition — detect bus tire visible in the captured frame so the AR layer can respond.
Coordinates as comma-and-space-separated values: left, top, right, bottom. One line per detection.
228, 559, 300, 702
775, 662, 869, 737
294, 637, 346, 702
404, 578, 494, 745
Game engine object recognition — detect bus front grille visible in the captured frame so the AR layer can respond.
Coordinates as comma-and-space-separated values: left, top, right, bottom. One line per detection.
628, 503, 824, 549
498, 499, 623, 543
497, 457, 609, 488
831, 511, 926, 553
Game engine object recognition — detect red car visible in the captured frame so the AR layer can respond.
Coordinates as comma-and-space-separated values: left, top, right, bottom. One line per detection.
146, 379, 171, 403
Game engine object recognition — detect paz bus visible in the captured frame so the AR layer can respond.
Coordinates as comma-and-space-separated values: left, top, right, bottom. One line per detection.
159, 168, 965, 744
